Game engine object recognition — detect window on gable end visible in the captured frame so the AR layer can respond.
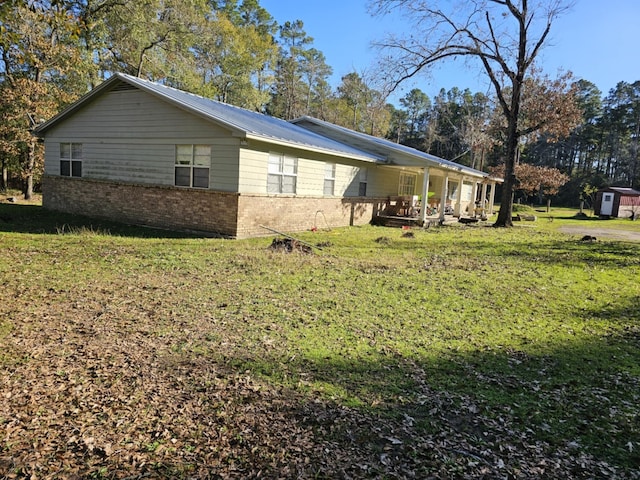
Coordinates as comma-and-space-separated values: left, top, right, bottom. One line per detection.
60, 143, 83, 177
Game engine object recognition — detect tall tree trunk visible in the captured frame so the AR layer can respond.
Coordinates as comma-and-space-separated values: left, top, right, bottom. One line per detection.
495, 151, 517, 227
24, 137, 36, 200
495, 83, 523, 227
1, 155, 6, 191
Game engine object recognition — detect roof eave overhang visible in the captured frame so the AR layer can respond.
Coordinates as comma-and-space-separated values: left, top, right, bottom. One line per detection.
292, 117, 496, 180
394, 154, 494, 180
245, 133, 386, 164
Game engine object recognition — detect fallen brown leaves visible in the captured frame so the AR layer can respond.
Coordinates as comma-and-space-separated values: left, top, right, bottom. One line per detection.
2, 301, 635, 479
1, 246, 638, 479
1, 307, 324, 478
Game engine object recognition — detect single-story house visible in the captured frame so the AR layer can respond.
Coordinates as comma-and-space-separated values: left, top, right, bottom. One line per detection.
594, 187, 640, 218
35, 73, 500, 238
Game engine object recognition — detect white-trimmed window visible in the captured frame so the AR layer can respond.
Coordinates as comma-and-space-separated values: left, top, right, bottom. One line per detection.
175, 144, 210, 188
60, 143, 82, 177
358, 167, 368, 196
324, 162, 336, 196
449, 182, 459, 200
398, 172, 417, 196
268, 152, 297, 194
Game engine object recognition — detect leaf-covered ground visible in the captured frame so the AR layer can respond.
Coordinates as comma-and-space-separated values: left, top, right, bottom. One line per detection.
1, 202, 639, 479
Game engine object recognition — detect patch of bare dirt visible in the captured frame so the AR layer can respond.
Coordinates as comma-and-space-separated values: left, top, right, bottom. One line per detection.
269, 237, 314, 253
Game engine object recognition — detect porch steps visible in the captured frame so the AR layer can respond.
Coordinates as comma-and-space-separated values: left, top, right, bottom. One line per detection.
373, 216, 425, 228
373, 215, 461, 228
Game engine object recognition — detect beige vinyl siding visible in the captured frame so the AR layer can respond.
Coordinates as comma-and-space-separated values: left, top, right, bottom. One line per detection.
296, 157, 323, 195
83, 143, 172, 184
43, 88, 241, 188
237, 148, 268, 193
47, 89, 229, 139
365, 166, 399, 197
44, 138, 62, 176
337, 165, 361, 196
209, 140, 240, 192
239, 149, 328, 196
300, 160, 386, 197
238, 146, 378, 197
332, 163, 399, 198
238, 147, 307, 195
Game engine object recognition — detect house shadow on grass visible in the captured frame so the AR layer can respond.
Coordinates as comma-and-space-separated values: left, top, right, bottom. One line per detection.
1, 273, 637, 478
0, 203, 199, 238
228, 313, 640, 475
3, 323, 637, 478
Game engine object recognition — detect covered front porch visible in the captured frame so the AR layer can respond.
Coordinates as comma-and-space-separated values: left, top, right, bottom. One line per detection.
373, 165, 499, 227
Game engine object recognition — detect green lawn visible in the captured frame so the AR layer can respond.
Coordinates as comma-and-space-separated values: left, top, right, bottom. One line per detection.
1, 202, 638, 478
521, 204, 640, 232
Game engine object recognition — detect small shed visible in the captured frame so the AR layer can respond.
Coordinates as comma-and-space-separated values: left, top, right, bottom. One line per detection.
594, 187, 640, 218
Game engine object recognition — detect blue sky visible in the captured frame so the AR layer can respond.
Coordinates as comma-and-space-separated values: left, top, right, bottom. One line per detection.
259, 0, 640, 103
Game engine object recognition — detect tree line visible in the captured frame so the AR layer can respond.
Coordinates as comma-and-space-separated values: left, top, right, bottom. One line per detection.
1, 0, 638, 208
389, 79, 640, 207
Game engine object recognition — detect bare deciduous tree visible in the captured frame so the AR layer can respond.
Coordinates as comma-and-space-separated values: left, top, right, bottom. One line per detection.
369, 0, 573, 226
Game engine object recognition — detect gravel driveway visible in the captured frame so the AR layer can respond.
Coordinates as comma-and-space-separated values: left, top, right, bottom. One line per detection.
559, 225, 640, 242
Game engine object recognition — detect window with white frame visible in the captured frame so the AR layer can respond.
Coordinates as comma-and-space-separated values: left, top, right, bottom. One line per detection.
449, 181, 459, 200
267, 152, 297, 194
324, 162, 336, 195
398, 171, 417, 196
358, 167, 368, 196
60, 143, 83, 177
175, 144, 210, 188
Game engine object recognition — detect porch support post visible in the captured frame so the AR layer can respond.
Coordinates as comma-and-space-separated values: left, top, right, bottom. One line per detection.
469, 180, 479, 216
439, 173, 449, 222
488, 182, 496, 214
454, 176, 463, 217
420, 166, 430, 225
480, 182, 488, 215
